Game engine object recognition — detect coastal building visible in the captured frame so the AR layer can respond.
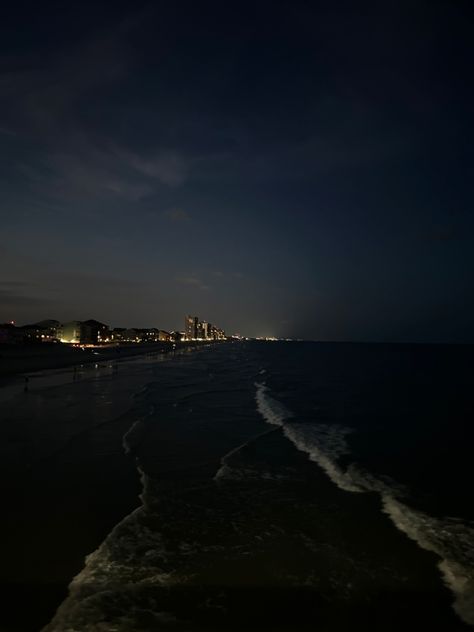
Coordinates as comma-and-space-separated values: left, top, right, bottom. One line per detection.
208, 323, 226, 340
171, 331, 185, 342
122, 328, 141, 342
82, 319, 110, 344
135, 328, 156, 342
0, 320, 60, 344
185, 315, 199, 340
184, 315, 226, 341
110, 327, 170, 343
140, 328, 170, 342
199, 321, 210, 339
24, 320, 60, 342
58, 321, 85, 344
57, 320, 109, 344
18, 324, 50, 343
110, 327, 126, 342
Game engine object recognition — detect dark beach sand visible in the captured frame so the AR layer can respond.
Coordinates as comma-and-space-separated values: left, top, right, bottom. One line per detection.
0, 403, 142, 631
0, 342, 160, 377
0, 347, 168, 631
0, 340, 211, 383
0, 343, 215, 631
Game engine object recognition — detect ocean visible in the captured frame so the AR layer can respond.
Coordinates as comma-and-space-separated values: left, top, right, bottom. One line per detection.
2, 342, 473, 631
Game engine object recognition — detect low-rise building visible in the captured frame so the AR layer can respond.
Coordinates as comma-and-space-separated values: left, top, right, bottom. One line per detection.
110, 327, 126, 342
171, 331, 185, 342
122, 328, 141, 342
139, 328, 161, 342
19, 320, 60, 343
58, 321, 84, 344
57, 320, 109, 344
82, 319, 110, 344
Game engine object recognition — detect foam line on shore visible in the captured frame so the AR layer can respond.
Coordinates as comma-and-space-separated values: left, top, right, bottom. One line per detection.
44, 433, 175, 630
382, 495, 474, 626
253, 381, 474, 627
214, 427, 279, 481
41, 505, 181, 632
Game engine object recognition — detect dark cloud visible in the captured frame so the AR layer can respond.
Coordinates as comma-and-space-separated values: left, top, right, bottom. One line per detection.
0, 288, 56, 313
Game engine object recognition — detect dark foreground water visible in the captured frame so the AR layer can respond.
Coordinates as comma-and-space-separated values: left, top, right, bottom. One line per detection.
2, 342, 473, 631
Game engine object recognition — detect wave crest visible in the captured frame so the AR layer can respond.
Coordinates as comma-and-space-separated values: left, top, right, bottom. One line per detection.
254, 382, 474, 627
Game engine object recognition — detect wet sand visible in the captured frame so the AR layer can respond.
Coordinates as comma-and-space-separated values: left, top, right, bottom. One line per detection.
0, 355, 159, 631
0, 340, 210, 383
1, 415, 141, 631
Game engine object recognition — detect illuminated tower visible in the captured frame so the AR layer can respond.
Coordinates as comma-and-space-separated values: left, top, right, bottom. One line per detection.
185, 315, 199, 339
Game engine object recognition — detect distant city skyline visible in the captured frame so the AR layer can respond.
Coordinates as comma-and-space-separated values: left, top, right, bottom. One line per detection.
1, 314, 227, 345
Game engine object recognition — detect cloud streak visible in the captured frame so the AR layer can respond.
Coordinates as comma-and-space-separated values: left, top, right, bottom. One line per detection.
128, 152, 188, 187
1, 11, 190, 209
175, 276, 211, 291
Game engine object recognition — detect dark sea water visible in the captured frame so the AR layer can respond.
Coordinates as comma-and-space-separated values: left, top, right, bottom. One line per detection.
29, 342, 474, 630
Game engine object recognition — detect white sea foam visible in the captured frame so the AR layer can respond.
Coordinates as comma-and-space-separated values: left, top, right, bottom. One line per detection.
284, 426, 361, 493
122, 405, 155, 455
122, 419, 143, 455
255, 383, 362, 492
44, 411, 186, 632
214, 427, 277, 481
42, 506, 186, 632
255, 381, 292, 426
215, 461, 296, 482
382, 495, 474, 626
253, 381, 474, 627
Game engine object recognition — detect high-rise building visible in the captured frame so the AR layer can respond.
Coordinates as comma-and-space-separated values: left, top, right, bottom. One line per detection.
200, 321, 210, 339
185, 316, 226, 340
185, 315, 199, 340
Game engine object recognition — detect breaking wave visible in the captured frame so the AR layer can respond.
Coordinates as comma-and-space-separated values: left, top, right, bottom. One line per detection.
43, 462, 192, 632
253, 382, 474, 627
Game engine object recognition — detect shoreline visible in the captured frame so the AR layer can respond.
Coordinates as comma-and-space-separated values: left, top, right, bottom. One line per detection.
3, 411, 143, 632
0, 340, 215, 385
0, 345, 179, 631
1, 342, 471, 631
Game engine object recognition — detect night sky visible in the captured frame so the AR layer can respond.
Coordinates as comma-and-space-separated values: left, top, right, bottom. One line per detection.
1, 1, 473, 341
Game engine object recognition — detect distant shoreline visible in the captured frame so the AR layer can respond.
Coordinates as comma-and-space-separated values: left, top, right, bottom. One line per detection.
0, 340, 216, 384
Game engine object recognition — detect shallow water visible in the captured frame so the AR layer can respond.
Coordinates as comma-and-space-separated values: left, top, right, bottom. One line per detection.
39, 341, 474, 631
0, 350, 177, 631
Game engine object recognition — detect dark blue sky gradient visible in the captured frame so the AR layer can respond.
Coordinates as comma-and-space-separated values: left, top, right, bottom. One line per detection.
1, 1, 473, 340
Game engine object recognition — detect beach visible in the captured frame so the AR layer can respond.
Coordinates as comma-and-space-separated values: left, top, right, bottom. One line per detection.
0, 345, 207, 631
0, 341, 197, 382
1, 341, 473, 631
